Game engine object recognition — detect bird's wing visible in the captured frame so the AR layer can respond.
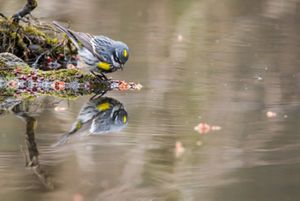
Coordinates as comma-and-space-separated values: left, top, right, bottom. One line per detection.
71, 32, 94, 53
53, 21, 82, 50
91, 36, 114, 63
90, 113, 111, 134
53, 21, 113, 63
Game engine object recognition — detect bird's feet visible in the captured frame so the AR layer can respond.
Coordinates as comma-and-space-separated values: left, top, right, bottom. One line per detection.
90, 89, 108, 100
91, 71, 109, 82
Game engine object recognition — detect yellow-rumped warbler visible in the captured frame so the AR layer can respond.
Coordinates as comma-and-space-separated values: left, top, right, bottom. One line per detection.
53, 21, 129, 76
53, 96, 128, 146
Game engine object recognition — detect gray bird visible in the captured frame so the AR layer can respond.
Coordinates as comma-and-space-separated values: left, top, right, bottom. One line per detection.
53, 21, 129, 76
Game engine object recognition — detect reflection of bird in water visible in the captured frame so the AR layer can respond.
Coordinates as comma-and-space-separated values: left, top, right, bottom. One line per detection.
53, 96, 128, 146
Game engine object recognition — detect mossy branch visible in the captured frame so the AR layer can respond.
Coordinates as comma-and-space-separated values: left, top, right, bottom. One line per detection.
12, 0, 37, 22
0, 17, 78, 69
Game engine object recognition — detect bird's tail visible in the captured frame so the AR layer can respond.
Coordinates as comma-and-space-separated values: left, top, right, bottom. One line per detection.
51, 120, 82, 147
51, 133, 69, 147
52, 21, 80, 49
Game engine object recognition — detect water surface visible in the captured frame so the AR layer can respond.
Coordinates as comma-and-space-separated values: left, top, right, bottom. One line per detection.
0, 0, 300, 200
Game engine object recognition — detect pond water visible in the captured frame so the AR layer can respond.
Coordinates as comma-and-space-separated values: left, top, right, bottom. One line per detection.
1, 0, 300, 201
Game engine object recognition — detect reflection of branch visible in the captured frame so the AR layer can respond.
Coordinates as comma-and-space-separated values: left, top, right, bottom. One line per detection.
12, 0, 37, 22
13, 104, 54, 190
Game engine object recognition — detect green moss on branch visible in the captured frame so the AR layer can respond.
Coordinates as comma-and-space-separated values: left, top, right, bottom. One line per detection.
0, 18, 77, 70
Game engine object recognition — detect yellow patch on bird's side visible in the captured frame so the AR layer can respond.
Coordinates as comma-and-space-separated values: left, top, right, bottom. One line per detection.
123, 49, 128, 57
76, 121, 82, 129
96, 102, 110, 111
97, 62, 111, 70
123, 115, 127, 123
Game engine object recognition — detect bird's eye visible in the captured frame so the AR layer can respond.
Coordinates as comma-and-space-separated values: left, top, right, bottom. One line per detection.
114, 55, 120, 63
123, 115, 127, 123
114, 52, 120, 63
123, 49, 128, 58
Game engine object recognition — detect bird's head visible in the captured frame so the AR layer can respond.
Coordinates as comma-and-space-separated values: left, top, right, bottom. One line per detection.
112, 42, 129, 69
112, 107, 128, 126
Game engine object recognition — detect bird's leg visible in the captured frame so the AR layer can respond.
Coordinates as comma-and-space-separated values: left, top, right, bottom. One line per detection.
90, 71, 110, 98
90, 89, 108, 100
91, 71, 108, 82
101, 72, 108, 81
91, 71, 103, 81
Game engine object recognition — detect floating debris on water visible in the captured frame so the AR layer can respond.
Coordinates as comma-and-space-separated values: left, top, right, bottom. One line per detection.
194, 123, 210, 134
175, 141, 185, 158
194, 122, 222, 134
254, 74, 263, 81
266, 111, 277, 118
211, 125, 222, 131
196, 140, 203, 146
177, 34, 183, 42
73, 193, 84, 201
